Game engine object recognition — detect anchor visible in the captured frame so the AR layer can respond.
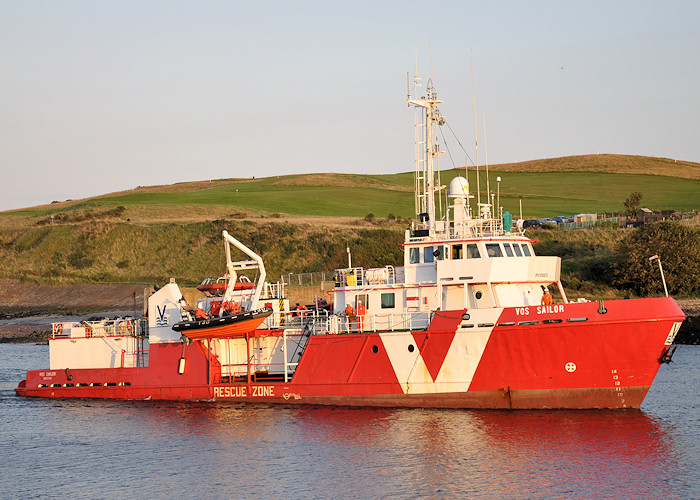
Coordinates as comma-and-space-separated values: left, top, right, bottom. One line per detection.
658, 345, 677, 364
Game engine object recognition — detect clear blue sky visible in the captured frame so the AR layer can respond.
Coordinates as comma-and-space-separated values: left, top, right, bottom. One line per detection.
1, 1, 698, 211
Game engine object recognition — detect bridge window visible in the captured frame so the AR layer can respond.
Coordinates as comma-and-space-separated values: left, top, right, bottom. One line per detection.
452, 244, 463, 259
486, 243, 503, 257
409, 247, 420, 264
434, 246, 444, 260
424, 246, 434, 263
504, 244, 514, 257
466, 244, 481, 259
513, 244, 523, 257
521, 244, 532, 257
381, 293, 396, 309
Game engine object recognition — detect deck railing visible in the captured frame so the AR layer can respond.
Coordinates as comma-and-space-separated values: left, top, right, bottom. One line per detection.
51, 318, 146, 339
281, 309, 431, 335
335, 266, 400, 287
282, 272, 329, 286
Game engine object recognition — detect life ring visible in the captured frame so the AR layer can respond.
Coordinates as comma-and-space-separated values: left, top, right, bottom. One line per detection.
126, 320, 134, 334
55, 324, 62, 336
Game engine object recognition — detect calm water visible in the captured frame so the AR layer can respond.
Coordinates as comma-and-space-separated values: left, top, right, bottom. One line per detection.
1, 344, 698, 499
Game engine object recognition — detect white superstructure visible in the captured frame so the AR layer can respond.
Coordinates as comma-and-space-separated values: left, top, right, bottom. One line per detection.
328, 74, 567, 331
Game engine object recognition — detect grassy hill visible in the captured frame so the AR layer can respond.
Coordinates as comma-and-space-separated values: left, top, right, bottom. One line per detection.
3, 154, 699, 221
0, 219, 405, 286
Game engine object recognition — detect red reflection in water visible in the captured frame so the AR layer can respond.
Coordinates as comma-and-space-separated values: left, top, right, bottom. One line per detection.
60, 400, 680, 497
390, 409, 676, 497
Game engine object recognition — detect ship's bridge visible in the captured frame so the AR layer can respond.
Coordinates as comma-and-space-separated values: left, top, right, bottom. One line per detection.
402, 234, 560, 288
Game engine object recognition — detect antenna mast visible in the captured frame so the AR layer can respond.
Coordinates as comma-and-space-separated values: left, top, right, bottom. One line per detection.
409, 53, 443, 236
471, 49, 480, 207
483, 111, 491, 217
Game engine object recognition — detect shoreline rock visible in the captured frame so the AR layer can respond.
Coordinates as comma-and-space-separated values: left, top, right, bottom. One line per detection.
675, 316, 699, 345
0, 324, 51, 343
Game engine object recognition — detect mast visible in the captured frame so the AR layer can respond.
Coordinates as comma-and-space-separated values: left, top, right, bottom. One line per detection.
483, 111, 491, 217
408, 58, 502, 238
471, 49, 481, 207
408, 74, 443, 236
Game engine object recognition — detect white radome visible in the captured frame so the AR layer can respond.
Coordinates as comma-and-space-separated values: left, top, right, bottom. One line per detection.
448, 176, 469, 197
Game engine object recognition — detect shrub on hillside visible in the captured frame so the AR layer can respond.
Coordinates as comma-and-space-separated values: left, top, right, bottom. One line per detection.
67, 249, 94, 269
612, 222, 700, 296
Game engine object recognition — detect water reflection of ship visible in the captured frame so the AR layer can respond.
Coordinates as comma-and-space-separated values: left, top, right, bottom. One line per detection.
422, 410, 675, 496
276, 407, 677, 496
39, 398, 680, 496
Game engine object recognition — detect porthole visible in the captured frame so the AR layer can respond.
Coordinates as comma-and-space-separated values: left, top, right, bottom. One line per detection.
408, 344, 415, 353
475, 291, 483, 300
372, 345, 378, 353
462, 313, 470, 320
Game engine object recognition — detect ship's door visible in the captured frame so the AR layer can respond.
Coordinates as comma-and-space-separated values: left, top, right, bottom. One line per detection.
444, 284, 465, 310
228, 339, 248, 377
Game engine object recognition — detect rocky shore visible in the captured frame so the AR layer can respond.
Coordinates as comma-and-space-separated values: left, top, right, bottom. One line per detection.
676, 300, 700, 345
0, 324, 51, 343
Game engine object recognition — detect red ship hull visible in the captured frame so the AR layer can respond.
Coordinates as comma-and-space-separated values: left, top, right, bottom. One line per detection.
15, 297, 684, 409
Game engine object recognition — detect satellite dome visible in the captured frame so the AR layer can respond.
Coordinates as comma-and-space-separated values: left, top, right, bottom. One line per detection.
449, 176, 469, 197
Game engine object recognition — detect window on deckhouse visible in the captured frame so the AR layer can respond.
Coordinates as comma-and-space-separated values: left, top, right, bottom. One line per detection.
452, 244, 463, 259
521, 244, 532, 257
504, 244, 514, 257
381, 293, 395, 309
486, 244, 503, 257
466, 244, 480, 259
409, 247, 420, 264
513, 244, 523, 257
424, 246, 434, 263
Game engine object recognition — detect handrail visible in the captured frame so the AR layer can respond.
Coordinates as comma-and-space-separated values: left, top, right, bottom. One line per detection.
281, 310, 431, 335
51, 318, 146, 339
335, 265, 398, 287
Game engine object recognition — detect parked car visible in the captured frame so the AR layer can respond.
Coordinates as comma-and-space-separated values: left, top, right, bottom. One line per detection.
523, 219, 542, 228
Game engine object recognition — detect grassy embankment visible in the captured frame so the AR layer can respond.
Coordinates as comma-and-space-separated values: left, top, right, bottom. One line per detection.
0, 219, 405, 286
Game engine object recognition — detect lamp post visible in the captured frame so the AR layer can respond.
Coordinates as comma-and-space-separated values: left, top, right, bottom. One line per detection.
496, 176, 501, 217
648, 255, 669, 297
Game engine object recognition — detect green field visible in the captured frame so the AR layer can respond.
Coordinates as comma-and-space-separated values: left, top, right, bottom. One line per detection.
103, 170, 700, 217
3, 155, 699, 220
485, 170, 699, 217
